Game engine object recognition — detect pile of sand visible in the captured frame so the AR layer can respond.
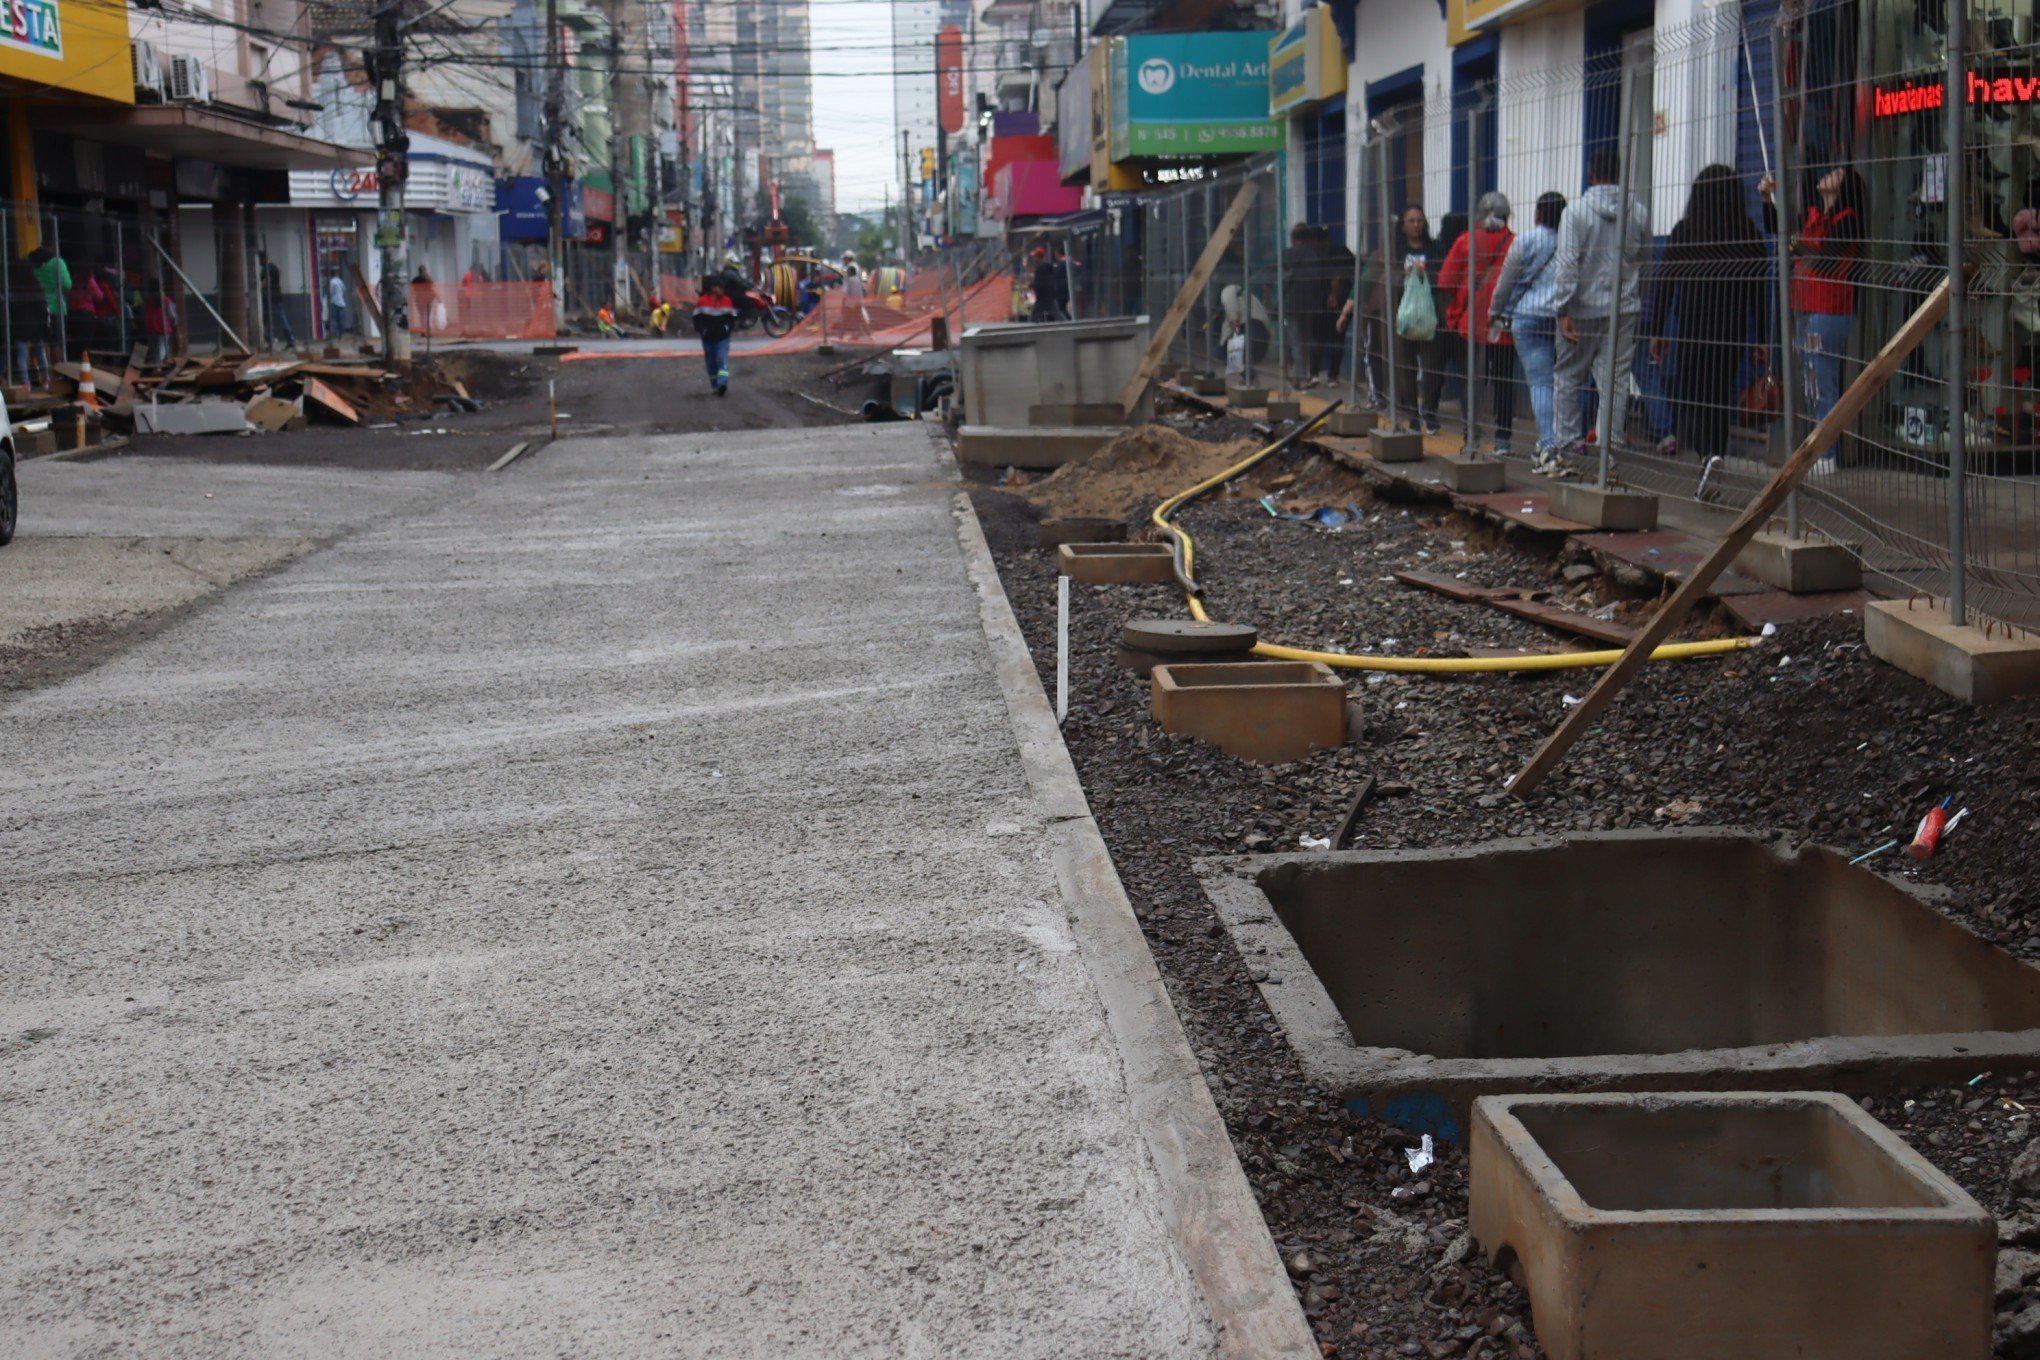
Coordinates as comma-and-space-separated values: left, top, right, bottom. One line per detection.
1021, 425, 1258, 522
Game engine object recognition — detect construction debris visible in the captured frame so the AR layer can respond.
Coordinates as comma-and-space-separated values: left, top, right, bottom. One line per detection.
58, 347, 477, 438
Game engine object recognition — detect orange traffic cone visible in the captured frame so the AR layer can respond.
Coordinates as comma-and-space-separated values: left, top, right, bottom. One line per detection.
77, 356, 99, 409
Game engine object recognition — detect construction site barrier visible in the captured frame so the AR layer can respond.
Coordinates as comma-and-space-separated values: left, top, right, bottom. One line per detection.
410, 282, 555, 342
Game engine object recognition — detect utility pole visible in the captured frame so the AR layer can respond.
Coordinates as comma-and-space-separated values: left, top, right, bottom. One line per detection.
543, 0, 565, 320
899, 128, 912, 258
371, 0, 411, 362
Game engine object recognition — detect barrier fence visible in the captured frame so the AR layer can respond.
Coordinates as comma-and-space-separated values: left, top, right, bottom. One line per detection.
1130, 2, 2039, 632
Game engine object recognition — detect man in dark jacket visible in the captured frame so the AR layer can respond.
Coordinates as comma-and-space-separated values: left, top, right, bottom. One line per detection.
690, 274, 738, 396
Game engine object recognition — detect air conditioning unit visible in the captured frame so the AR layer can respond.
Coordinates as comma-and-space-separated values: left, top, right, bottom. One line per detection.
167, 54, 212, 104
132, 42, 166, 102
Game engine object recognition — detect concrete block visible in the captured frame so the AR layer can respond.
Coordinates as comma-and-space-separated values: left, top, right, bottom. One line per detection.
1436, 453, 1507, 493
1194, 831, 2040, 1117
960, 318, 1155, 427
957, 425, 1121, 469
1547, 481, 1657, 531
1735, 532, 1862, 593
1325, 409, 1378, 437
1265, 398, 1303, 422
1471, 1091, 1993, 1360
1156, 362, 1179, 381
1027, 402, 1128, 427
1865, 598, 2040, 704
1151, 661, 1346, 764
1369, 429, 1424, 463
15, 428, 56, 455
1224, 385, 1268, 408
1037, 517, 1127, 549
1193, 374, 1227, 395
1057, 542, 1177, 585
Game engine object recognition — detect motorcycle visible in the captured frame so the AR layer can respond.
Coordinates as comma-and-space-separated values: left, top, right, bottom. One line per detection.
730, 279, 795, 338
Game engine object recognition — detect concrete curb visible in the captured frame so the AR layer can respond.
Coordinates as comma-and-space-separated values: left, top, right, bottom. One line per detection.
950, 478, 1318, 1360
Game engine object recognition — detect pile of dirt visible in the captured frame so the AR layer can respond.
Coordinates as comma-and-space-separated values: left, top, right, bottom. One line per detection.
1021, 424, 1258, 521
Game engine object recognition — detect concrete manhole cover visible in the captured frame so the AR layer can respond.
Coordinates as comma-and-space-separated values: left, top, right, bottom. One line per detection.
1123, 618, 1258, 653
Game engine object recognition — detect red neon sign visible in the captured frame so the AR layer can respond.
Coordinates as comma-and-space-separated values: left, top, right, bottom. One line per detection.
1874, 72, 2040, 117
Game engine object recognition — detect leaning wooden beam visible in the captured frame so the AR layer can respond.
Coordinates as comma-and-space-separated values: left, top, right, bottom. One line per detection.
1116, 178, 1260, 417
1508, 277, 1953, 799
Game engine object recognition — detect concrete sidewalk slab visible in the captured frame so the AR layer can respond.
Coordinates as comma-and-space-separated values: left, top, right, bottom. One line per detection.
0, 424, 1301, 1357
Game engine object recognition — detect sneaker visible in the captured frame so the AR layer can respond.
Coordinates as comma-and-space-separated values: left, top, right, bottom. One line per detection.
715, 383, 729, 397
1422, 415, 1442, 436
1657, 434, 1679, 459
1808, 456, 1837, 478
716, 368, 730, 384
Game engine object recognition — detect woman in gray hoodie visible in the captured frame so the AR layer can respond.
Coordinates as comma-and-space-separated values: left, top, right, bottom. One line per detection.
1549, 146, 1651, 459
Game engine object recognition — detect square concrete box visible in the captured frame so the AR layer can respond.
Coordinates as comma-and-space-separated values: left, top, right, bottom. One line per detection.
1225, 385, 1268, 408
1037, 517, 1128, 549
1193, 373, 1227, 395
959, 317, 1155, 428
1151, 661, 1347, 764
1865, 599, 2040, 704
1437, 453, 1507, 493
1734, 531, 1862, 594
1058, 542, 1178, 585
1547, 481, 1658, 531
1370, 428, 1425, 463
1325, 409, 1378, 437
1471, 1092, 1993, 1360
1196, 831, 2040, 1126
1265, 398, 1304, 422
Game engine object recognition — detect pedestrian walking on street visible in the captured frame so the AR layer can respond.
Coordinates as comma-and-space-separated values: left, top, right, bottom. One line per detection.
1761, 165, 1864, 473
9, 252, 52, 386
30, 244, 71, 359
260, 252, 298, 350
1649, 164, 1769, 463
325, 271, 349, 339
1551, 145, 1651, 463
1438, 191, 1518, 452
65, 260, 111, 360
691, 274, 737, 396
1491, 191, 1568, 464
141, 278, 177, 366
1028, 246, 1067, 323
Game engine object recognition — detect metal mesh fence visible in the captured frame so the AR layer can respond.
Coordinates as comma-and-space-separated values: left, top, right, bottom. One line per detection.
1122, 4, 2039, 632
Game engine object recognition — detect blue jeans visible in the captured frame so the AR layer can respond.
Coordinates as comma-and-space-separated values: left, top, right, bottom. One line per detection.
701, 333, 730, 385
1514, 316, 1559, 451
1799, 312, 1851, 459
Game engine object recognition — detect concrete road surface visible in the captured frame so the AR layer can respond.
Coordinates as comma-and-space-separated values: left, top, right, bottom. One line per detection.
0, 427, 1234, 1357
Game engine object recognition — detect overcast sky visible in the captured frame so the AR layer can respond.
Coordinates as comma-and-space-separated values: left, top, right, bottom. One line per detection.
810, 1, 905, 215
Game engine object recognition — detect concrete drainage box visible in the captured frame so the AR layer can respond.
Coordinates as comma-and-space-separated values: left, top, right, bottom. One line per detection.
1151, 661, 1347, 765
1197, 831, 2040, 1128
1470, 1091, 1993, 1360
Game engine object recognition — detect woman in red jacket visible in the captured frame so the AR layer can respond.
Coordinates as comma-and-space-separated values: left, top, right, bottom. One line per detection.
1761, 166, 1864, 471
1436, 191, 1517, 452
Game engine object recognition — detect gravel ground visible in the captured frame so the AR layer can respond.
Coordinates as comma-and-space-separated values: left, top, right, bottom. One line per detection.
968, 407, 2040, 1359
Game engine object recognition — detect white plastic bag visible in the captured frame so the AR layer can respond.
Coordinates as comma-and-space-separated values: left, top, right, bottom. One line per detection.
1225, 330, 1246, 376
1397, 270, 1438, 343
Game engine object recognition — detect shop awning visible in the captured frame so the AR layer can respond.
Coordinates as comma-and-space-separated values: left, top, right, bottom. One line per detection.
47, 105, 370, 171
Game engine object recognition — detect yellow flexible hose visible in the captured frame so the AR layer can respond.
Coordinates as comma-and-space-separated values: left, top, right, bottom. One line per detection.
1148, 417, 1754, 674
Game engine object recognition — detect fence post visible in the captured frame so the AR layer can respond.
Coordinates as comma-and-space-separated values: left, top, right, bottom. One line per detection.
1350, 134, 1368, 410
1465, 99, 1482, 456
1243, 173, 1256, 390
1599, 51, 1640, 490
1276, 159, 1290, 393
1945, 0, 1968, 626
1378, 125, 1399, 425
1202, 182, 1217, 376
1770, 24, 1802, 539
2, 206, 11, 384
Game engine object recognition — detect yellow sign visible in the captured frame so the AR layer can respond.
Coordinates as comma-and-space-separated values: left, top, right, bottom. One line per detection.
0, 0, 134, 104
1268, 6, 1346, 116
1450, 0, 1584, 43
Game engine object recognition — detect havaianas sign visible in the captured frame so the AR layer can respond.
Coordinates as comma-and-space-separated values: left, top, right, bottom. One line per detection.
2, 0, 62, 59
1874, 71, 2040, 117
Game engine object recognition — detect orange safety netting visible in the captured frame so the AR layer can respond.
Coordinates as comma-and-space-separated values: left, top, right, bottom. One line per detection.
749, 270, 1016, 355
409, 282, 556, 342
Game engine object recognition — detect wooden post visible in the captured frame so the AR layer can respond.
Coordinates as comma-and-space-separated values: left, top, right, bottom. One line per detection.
1508, 278, 1953, 799
1116, 179, 1261, 416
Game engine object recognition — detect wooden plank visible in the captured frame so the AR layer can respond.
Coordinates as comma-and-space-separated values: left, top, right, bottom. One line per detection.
1488, 596, 1637, 647
112, 344, 147, 406
350, 263, 385, 331
1116, 178, 1260, 416
1393, 569, 1527, 604
1509, 277, 1952, 799
302, 376, 360, 425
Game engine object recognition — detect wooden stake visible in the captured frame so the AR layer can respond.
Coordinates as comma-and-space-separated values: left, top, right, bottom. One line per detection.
1508, 278, 1952, 799
1116, 179, 1261, 416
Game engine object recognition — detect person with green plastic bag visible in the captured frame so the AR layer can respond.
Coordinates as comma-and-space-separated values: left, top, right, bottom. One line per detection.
1389, 206, 1449, 434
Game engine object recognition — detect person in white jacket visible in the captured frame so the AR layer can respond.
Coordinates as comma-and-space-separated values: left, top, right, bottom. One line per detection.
1549, 145, 1650, 462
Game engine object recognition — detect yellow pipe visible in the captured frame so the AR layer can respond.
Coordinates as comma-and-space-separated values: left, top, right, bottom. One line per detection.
1150, 422, 1755, 674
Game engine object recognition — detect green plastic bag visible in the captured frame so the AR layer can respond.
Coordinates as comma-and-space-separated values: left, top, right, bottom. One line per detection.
1397, 269, 1438, 343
